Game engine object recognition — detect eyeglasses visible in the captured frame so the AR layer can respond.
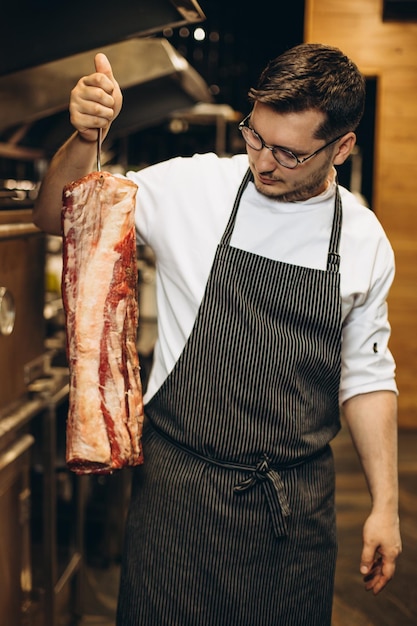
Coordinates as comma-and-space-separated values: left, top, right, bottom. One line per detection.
238, 114, 345, 169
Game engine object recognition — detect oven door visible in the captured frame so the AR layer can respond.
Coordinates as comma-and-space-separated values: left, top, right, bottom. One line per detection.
0, 433, 34, 625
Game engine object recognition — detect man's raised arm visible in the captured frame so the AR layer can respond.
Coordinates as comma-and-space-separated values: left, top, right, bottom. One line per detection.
33, 53, 122, 235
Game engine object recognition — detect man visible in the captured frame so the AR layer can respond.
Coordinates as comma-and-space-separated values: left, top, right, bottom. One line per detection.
34, 43, 402, 626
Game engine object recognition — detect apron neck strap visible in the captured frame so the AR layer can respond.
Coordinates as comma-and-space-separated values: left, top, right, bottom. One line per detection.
220, 168, 343, 274
220, 168, 253, 246
326, 182, 342, 273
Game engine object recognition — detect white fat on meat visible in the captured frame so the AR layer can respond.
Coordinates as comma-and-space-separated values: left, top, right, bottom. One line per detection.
62, 171, 144, 473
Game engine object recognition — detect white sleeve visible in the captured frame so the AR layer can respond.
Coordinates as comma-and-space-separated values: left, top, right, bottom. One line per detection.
339, 233, 398, 404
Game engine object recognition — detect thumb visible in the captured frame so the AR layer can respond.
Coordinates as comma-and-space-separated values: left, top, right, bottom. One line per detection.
360, 544, 377, 574
94, 53, 114, 78
92, 52, 123, 124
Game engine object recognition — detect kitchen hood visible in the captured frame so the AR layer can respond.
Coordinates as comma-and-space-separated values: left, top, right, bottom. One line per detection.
0, 0, 206, 76
0, 1, 211, 163
0, 38, 213, 157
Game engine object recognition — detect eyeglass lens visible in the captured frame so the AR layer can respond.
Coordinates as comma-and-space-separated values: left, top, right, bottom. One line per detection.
240, 126, 299, 168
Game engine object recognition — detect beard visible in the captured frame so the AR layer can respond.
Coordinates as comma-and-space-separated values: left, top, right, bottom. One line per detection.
252, 155, 333, 202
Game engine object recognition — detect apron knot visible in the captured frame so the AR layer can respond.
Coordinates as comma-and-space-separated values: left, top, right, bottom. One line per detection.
233, 455, 269, 491
233, 455, 291, 538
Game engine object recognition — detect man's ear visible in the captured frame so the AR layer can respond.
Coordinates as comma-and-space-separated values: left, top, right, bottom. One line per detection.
333, 132, 357, 165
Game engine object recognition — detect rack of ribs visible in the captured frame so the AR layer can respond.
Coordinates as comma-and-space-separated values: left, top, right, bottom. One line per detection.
62, 171, 144, 474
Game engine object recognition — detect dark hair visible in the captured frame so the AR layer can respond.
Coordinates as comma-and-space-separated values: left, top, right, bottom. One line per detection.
248, 43, 366, 139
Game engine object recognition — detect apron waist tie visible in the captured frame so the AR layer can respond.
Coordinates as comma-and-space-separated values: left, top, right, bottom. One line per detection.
148, 419, 329, 539
233, 455, 291, 537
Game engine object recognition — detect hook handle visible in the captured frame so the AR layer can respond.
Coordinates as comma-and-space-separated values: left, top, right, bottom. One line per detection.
96, 128, 102, 172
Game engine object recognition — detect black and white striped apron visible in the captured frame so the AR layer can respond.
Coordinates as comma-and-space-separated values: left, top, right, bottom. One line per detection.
117, 170, 343, 626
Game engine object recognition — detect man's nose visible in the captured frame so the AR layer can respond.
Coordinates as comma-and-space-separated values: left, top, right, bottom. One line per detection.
255, 146, 277, 170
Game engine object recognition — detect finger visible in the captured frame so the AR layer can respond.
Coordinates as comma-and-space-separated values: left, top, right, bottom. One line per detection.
365, 571, 390, 595
360, 549, 381, 590
94, 53, 114, 80
360, 546, 378, 577
362, 556, 382, 587
93, 52, 122, 118
363, 556, 395, 594
71, 86, 115, 118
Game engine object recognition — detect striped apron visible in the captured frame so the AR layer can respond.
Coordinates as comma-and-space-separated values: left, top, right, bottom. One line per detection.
117, 170, 343, 626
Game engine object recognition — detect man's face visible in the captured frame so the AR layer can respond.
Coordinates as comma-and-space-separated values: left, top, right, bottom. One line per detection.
245, 103, 340, 202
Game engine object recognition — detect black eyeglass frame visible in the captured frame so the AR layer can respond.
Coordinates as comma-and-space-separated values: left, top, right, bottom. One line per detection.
238, 114, 346, 169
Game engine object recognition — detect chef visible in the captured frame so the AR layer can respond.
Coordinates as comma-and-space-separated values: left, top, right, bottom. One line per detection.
34, 42, 401, 626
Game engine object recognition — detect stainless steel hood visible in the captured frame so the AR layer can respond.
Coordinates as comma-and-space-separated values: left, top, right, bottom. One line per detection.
0, 38, 213, 154
0, 0, 206, 76
0, 1, 212, 163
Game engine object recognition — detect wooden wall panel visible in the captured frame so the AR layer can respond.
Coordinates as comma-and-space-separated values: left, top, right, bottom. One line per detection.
305, 0, 417, 427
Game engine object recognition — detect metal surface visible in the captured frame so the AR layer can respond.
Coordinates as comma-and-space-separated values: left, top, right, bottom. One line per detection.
0, 210, 46, 411
0, 286, 16, 336
0, 38, 213, 156
97, 129, 102, 173
0, 433, 34, 625
169, 102, 242, 155
38, 382, 85, 626
0, 0, 205, 76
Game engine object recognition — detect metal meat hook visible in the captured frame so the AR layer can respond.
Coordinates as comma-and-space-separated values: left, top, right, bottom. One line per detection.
96, 128, 102, 172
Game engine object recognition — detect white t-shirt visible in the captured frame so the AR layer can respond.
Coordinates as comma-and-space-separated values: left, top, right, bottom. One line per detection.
126, 152, 397, 404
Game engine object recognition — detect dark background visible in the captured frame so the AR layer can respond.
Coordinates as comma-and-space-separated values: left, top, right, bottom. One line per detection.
126, 0, 375, 205
123, 0, 306, 168
172, 0, 306, 112
0, 0, 375, 204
